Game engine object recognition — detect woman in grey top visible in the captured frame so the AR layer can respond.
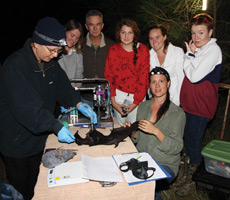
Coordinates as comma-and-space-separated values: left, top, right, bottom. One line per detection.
125, 67, 186, 200
58, 19, 84, 87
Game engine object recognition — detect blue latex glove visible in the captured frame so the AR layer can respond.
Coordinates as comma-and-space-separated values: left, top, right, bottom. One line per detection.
78, 104, 97, 124
57, 126, 75, 143
60, 106, 67, 113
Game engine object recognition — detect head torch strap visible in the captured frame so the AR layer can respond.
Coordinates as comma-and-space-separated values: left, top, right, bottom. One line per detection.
133, 166, 155, 180
119, 160, 131, 172
34, 31, 67, 46
150, 67, 170, 81
119, 158, 156, 180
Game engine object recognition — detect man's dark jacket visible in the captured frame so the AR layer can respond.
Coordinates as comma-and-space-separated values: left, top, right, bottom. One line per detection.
82, 35, 114, 78
0, 39, 80, 158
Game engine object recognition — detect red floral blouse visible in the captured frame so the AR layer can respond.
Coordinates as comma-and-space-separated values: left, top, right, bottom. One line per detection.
104, 43, 150, 105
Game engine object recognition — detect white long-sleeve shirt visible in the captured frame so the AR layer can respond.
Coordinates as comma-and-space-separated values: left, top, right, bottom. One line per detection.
149, 43, 184, 106
58, 48, 84, 87
180, 38, 222, 118
183, 38, 222, 83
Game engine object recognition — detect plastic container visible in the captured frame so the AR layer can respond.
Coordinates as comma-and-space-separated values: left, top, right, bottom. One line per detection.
192, 161, 230, 198
69, 107, 78, 125
201, 140, 230, 178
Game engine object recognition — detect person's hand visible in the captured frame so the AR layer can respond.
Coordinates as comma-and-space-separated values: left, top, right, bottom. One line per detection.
60, 106, 67, 113
78, 104, 97, 124
125, 103, 137, 114
123, 121, 131, 127
57, 126, 75, 143
131, 131, 137, 139
111, 100, 127, 116
138, 119, 156, 134
139, 119, 165, 142
123, 121, 136, 138
185, 40, 196, 54
118, 104, 129, 116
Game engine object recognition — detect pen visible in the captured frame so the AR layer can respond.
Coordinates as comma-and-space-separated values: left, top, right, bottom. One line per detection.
74, 124, 91, 128
136, 155, 142, 160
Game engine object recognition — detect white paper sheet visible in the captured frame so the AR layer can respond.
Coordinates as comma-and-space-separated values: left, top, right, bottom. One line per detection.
81, 154, 123, 182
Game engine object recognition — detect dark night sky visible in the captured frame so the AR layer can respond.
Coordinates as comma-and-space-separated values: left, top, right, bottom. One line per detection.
1, 0, 230, 64
1, 0, 132, 63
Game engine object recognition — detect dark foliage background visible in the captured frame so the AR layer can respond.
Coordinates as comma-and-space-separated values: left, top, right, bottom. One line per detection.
1, 1, 230, 76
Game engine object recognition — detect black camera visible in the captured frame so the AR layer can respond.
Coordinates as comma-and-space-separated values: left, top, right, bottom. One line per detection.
121, 107, 128, 114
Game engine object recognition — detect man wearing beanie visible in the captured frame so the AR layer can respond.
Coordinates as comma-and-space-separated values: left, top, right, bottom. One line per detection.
0, 17, 97, 200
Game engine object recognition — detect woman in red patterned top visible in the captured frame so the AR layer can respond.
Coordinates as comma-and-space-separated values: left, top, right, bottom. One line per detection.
104, 18, 150, 125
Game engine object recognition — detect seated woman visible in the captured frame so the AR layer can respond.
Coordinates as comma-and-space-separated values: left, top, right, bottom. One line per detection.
125, 67, 186, 200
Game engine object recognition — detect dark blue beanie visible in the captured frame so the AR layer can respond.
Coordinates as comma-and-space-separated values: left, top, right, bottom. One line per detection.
32, 17, 66, 46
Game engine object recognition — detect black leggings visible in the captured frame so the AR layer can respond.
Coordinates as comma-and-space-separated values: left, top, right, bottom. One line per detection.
2, 152, 43, 200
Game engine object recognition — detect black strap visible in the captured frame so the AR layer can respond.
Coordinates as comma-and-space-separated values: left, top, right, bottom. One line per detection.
119, 158, 156, 180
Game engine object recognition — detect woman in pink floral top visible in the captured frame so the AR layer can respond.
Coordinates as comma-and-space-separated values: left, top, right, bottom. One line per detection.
104, 18, 150, 125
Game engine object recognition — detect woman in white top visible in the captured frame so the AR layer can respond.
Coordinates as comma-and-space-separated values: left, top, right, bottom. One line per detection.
148, 25, 184, 106
58, 19, 84, 88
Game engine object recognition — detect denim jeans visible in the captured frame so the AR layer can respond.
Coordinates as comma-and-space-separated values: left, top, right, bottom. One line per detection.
155, 165, 175, 200
184, 112, 211, 165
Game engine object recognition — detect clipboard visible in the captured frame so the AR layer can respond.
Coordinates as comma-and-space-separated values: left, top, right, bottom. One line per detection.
113, 152, 171, 185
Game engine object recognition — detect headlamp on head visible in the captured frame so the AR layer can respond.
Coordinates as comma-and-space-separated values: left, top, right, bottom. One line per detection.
34, 31, 67, 46
150, 67, 170, 81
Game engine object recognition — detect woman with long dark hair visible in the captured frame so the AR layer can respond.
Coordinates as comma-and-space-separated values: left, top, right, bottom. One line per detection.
125, 67, 186, 200
148, 25, 184, 106
104, 18, 150, 125
58, 19, 84, 87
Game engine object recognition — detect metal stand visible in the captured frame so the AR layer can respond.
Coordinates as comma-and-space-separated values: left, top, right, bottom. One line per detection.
219, 83, 230, 140
70, 78, 113, 127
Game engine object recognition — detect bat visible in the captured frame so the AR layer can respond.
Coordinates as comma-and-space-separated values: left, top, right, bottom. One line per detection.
74, 121, 139, 147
